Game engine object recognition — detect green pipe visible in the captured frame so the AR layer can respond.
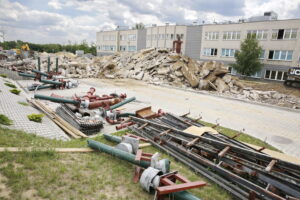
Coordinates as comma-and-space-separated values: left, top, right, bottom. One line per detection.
118, 112, 136, 117
103, 133, 122, 143
37, 57, 41, 71
47, 57, 50, 72
88, 139, 201, 200
110, 97, 136, 110
32, 69, 49, 77
28, 85, 52, 91
40, 79, 62, 85
18, 72, 36, 78
34, 94, 78, 104
56, 57, 58, 72
87, 139, 150, 168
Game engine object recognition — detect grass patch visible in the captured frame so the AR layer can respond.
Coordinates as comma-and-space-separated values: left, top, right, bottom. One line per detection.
199, 120, 281, 152
0, 114, 13, 125
10, 88, 21, 95
4, 82, 17, 88
0, 120, 281, 200
0, 74, 7, 78
27, 114, 44, 123
18, 101, 29, 106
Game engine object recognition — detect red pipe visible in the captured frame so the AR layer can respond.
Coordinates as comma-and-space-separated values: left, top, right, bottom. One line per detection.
116, 121, 135, 130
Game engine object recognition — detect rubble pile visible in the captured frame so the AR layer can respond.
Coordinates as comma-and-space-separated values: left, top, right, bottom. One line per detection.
0, 58, 36, 72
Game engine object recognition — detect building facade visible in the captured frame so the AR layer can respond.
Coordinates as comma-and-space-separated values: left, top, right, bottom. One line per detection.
96, 29, 146, 56
200, 19, 300, 81
146, 25, 202, 60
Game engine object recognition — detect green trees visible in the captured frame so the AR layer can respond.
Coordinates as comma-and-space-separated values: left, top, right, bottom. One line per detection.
231, 36, 263, 76
0, 40, 96, 55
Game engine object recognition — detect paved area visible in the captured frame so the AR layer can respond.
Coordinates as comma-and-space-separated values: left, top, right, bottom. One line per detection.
18, 78, 300, 158
0, 78, 69, 141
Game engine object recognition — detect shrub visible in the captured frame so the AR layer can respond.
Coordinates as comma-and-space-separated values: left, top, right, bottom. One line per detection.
10, 89, 21, 95
0, 74, 7, 78
27, 113, 44, 123
0, 114, 13, 125
5, 82, 17, 88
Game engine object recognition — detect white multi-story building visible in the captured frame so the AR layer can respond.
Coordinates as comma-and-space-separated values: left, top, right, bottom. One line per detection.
96, 29, 146, 56
96, 12, 300, 81
200, 13, 300, 81
145, 24, 202, 60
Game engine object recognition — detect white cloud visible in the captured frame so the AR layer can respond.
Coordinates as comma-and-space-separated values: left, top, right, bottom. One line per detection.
0, 0, 299, 44
48, 0, 63, 10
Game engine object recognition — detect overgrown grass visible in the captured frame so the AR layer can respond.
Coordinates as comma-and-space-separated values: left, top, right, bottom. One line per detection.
9, 88, 21, 95
0, 126, 231, 200
4, 82, 17, 88
0, 119, 281, 200
18, 101, 29, 106
27, 114, 44, 123
0, 114, 13, 125
0, 74, 7, 78
199, 120, 281, 152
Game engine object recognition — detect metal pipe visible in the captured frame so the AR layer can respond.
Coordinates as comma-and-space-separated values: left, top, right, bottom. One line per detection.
103, 133, 122, 143
56, 57, 58, 72
18, 72, 36, 78
32, 69, 49, 77
118, 112, 136, 117
37, 57, 41, 71
40, 79, 62, 85
87, 139, 201, 200
87, 139, 149, 168
47, 57, 50, 72
28, 85, 52, 91
109, 97, 136, 110
34, 94, 78, 104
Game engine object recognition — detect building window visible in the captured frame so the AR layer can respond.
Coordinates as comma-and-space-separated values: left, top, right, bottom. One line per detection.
251, 71, 262, 78
119, 45, 126, 51
259, 50, 265, 59
268, 50, 293, 61
180, 34, 184, 39
223, 31, 241, 40
170, 34, 174, 40
110, 35, 116, 41
205, 32, 219, 40
272, 29, 297, 40
110, 45, 116, 51
165, 34, 169, 39
247, 30, 268, 40
128, 46, 136, 52
128, 34, 136, 41
203, 48, 218, 56
265, 70, 286, 81
120, 35, 127, 41
221, 49, 236, 57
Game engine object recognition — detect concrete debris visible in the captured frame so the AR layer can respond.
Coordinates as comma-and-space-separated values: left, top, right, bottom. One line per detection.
0, 49, 299, 109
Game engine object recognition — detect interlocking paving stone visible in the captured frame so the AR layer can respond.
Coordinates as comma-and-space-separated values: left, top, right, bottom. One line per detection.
0, 78, 69, 141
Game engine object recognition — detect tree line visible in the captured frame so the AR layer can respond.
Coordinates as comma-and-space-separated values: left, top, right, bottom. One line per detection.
0, 40, 96, 55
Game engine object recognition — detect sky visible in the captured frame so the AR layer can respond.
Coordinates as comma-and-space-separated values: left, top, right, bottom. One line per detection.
0, 0, 300, 45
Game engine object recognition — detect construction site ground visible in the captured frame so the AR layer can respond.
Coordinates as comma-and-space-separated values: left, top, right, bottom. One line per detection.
16, 78, 300, 158
241, 79, 300, 98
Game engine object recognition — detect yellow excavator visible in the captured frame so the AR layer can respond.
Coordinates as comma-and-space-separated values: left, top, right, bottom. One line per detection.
284, 67, 300, 88
12, 44, 31, 59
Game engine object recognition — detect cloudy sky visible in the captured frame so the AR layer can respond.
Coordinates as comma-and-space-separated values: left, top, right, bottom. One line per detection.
0, 0, 299, 45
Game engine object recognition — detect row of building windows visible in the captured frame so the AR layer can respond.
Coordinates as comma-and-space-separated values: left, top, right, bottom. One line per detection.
205, 28, 298, 41
146, 34, 184, 41
265, 70, 288, 81
98, 45, 137, 52
203, 47, 293, 60
103, 35, 116, 41
120, 34, 136, 41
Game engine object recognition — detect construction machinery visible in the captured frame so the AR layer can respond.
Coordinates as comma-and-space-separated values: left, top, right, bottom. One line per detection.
284, 67, 300, 88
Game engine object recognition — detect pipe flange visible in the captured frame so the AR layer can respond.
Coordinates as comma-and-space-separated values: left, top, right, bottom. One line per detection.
139, 167, 162, 193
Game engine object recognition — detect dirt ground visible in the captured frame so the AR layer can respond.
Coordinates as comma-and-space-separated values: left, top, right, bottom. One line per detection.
241, 79, 300, 98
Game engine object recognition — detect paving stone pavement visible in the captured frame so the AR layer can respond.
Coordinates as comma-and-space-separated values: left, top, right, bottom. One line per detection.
0, 77, 69, 141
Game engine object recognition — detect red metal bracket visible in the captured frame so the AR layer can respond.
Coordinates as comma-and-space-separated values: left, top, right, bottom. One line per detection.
155, 171, 206, 200
126, 133, 149, 142
133, 150, 153, 183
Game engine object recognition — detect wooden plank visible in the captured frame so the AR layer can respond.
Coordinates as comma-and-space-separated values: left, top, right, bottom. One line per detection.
265, 159, 277, 172
183, 126, 218, 136
218, 146, 231, 157
138, 143, 151, 148
0, 147, 94, 153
